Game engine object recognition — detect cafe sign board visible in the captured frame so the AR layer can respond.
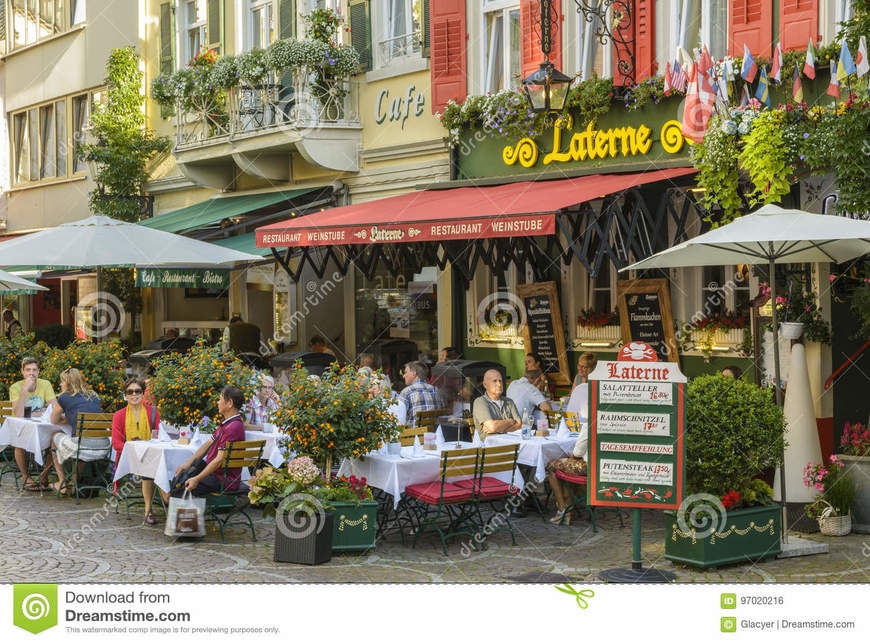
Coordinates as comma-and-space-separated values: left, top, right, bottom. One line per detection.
617, 278, 678, 362
516, 281, 571, 385
587, 342, 686, 511
135, 268, 230, 289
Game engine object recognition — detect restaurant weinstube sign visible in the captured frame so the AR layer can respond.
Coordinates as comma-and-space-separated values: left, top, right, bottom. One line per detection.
456, 98, 690, 180
587, 342, 686, 511
135, 268, 230, 289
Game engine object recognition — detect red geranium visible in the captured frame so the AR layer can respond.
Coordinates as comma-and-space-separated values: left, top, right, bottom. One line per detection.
721, 491, 741, 509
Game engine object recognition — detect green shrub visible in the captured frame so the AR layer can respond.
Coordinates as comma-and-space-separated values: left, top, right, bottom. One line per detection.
0, 334, 53, 400
34, 324, 75, 349
685, 375, 785, 498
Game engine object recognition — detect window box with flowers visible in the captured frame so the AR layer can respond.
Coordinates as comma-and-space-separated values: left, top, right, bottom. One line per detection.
837, 422, 870, 534
683, 311, 750, 357
664, 375, 785, 569
575, 309, 620, 343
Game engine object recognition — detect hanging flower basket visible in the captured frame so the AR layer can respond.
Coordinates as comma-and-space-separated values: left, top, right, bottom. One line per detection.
780, 321, 804, 340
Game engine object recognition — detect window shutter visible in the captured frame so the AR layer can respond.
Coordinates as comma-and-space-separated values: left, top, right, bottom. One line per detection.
206, 0, 223, 54
779, 0, 818, 51
421, 0, 430, 58
729, 0, 773, 58
634, 0, 656, 79
348, 0, 371, 71
0, 0, 6, 45
159, 1, 176, 118
430, 0, 466, 114
521, 0, 562, 80
278, 0, 296, 40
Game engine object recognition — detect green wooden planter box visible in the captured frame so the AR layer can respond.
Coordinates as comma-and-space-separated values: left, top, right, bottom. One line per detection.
331, 501, 378, 551
664, 504, 782, 569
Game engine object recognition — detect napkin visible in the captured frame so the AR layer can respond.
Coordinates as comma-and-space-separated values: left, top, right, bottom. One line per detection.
472, 430, 482, 447
413, 433, 423, 456
556, 420, 571, 440
158, 423, 172, 441
435, 425, 445, 450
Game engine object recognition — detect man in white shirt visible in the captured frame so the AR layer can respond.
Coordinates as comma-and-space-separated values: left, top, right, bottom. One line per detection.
506, 369, 553, 424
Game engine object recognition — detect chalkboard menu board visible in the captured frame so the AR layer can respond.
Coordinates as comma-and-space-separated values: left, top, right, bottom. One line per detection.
516, 282, 571, 386
617, 278, 677, 362
587, 343, 686, 510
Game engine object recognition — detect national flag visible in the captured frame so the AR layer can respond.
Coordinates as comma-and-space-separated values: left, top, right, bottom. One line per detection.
699, 45, 714, 77
771, 42, 783, 82
672, 60, 687, 93
804, 39, 816, 79
840, 39, 857, 79
717, 73, 730, 102
739, 85, 751, 106
755, 66, 771, 106
682, 65, 716, 143
724, 58, 735, 80
792, 66, 803, 102
741, 44, 757, 82
857, 36, 869, 77
663, 61, 673, 95
828, 58, 841, 98
677, 46, 693, 74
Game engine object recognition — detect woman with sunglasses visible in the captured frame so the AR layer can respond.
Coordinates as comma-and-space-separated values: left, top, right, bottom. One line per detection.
111, 377, 160, 524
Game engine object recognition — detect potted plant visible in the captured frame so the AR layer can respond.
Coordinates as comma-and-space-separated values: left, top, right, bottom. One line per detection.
249, 458, 335, 565
664, 375, 786, 569
328, 475, 378, 552
760, 279, 832, 344
576, 309, 620, 342
836, 422, 870, 533
803, 455, 855, 536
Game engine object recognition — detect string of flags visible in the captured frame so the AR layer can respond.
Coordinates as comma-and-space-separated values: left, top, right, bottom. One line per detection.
677, 37, 870, 142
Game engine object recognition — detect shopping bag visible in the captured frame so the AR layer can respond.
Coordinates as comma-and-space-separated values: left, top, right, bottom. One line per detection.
164, 491, 207, 537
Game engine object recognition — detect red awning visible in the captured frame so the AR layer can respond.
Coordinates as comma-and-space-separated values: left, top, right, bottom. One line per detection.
256, 168, 696, 248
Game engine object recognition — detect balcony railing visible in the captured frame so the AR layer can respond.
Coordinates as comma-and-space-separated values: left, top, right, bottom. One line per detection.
172, 70, 360, 150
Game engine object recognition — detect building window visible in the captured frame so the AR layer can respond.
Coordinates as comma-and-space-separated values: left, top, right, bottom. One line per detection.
378, 0, 422, 66
577, 7, 612, 80
10, 88, 103, 186
8, 0, 84, 49
183, 0, 207, 62
670, 0, 727, 62
701, 264, 750, 318
249, 0, 275, 50
483, 0, 521, 92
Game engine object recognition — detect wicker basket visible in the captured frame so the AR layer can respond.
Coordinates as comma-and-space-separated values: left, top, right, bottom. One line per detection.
817, 502, 852, 536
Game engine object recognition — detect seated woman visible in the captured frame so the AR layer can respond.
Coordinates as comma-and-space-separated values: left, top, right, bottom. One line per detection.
49, 368, 105, 495
546, 429, 589, 525
111, 377, 160, 524
525, 353, 552, 398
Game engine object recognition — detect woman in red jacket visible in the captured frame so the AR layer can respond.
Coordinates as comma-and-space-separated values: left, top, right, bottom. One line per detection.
112, 377, 160, 524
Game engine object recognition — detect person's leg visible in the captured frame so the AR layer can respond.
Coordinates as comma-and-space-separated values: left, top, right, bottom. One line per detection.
142, 479, 154, 519
14, 447, 32, 486
548, 472, 569, 512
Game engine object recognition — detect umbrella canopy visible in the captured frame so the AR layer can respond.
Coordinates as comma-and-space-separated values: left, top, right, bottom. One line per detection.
0, 269, 48, 294
0, 216, 261, 269
622, 204, 870, 271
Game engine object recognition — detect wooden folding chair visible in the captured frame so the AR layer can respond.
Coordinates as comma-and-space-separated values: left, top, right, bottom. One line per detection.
0, 401, 19, 489
206, 439, 265, 542
457, 443, 520, 548
398, 426, 426, 447
63, 412, 115, 504
415, 408, 449, 430
402, 447, 480, 556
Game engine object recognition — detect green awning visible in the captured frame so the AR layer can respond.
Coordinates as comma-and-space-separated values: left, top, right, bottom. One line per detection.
211, 233, 273, 257
140, 188, 318, 234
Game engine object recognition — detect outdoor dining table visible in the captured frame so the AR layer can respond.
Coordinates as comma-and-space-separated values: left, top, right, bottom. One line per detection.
0, 415, 71, 466
337, 442, 525, 510
160, 424, 285, 468
484, 430, 579, 483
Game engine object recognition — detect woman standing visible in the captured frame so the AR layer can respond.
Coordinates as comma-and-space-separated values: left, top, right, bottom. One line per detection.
111, 377, 160, 524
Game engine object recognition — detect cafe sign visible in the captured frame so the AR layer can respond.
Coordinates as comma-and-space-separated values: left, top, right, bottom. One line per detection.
135, 268, 230, 289
587, 342, 686, 511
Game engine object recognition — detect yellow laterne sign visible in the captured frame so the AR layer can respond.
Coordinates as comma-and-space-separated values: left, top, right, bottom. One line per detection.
502, 116, 688, 168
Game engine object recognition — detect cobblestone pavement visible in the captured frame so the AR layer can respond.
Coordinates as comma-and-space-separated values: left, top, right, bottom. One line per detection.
2, 483, 869, 583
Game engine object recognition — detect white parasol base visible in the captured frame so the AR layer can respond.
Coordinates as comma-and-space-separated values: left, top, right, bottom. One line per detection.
774, 342, 822, 503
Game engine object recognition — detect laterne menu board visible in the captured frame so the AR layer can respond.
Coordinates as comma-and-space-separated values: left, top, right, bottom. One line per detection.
516, 282, 571, 386
587, 342, 686, 511
617, 278, 678, 362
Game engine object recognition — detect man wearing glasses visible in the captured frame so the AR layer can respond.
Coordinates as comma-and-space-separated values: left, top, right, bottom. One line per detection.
245, 374, 279, 427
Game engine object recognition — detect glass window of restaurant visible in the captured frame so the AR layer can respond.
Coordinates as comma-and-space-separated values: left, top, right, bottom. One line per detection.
355, 264, 439, 363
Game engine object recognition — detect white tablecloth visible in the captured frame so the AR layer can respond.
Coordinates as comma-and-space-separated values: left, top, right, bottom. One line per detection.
244, 430, 284, 467
484, 431, 578, 482
0, 416, 72, 466
338, 443, 524, 509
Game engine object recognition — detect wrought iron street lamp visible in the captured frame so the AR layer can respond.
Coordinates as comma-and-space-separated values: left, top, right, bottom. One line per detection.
522, 0, 574, 114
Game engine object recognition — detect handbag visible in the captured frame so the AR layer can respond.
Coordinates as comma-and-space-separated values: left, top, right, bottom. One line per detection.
164, 491, 207, 538
169, 458, 207, 497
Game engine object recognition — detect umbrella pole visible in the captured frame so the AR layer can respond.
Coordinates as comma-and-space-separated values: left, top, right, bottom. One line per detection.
95, 267, 102, 344
769, 249, 787, 544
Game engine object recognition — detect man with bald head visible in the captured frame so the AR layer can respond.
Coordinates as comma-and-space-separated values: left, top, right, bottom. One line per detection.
472, 369, 522, 440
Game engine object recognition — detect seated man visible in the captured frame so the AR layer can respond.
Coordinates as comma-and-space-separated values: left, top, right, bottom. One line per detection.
472, 369, 521, 439
397, 360, 439, 427
245, 374, 279, 427
10, 357, 57, 491
309, 335, 335, 356
168, 386, 247, 498
506, 369, 553, 425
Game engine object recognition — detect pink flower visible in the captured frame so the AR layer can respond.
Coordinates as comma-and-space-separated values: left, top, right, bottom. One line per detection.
829, 274, 836, 283
814, 482, 825, 491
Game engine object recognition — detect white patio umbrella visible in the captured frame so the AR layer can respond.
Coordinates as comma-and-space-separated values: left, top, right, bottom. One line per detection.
622, 204, 870, 529
0, 270, 48, 294
0, 215, 261, 268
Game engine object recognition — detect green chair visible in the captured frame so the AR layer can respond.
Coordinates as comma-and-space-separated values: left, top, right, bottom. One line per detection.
457, 443, 521, 548
60, 412, 115, 504
0, 401, 22, 489
206, 439, 265, 543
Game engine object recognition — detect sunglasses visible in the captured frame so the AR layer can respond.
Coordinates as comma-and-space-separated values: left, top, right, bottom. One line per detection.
125, 389, 144, 395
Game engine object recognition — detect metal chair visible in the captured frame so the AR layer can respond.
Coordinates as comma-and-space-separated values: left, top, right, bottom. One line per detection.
415, 408, 450, 430
457, 443, 521, 548
398, 426, 425, 446
206, 440, 266, 542
0, 401, 20, 489
61, 412, 115, 504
